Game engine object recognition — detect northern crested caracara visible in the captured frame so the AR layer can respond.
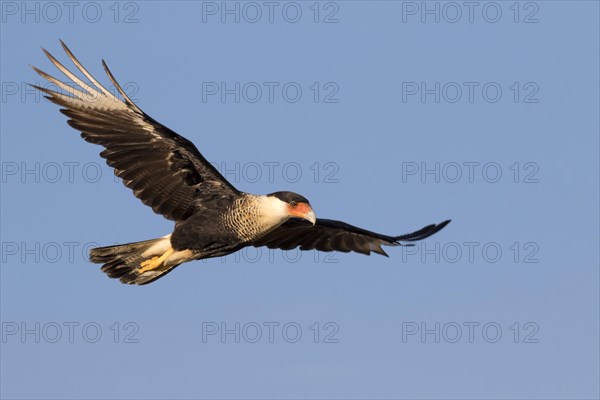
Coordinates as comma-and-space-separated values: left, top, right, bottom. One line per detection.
31, 41, 451, 285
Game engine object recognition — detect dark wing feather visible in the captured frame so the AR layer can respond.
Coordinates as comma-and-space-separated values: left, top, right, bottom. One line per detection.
252, 219, 451, 256
31, 41, 238, 221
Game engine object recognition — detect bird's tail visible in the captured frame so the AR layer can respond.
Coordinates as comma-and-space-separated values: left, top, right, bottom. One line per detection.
89, 235, 183, 285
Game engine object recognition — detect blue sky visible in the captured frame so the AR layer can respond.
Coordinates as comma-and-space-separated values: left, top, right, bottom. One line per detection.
1, 1, 599, 399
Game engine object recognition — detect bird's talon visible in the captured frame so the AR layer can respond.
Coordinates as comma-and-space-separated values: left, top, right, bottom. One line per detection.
139, 256, 159, 272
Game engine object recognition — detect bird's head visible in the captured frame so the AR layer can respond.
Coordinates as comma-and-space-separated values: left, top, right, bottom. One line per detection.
267, 191, 316, 225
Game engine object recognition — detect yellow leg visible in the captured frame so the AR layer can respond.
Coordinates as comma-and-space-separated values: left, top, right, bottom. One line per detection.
140, 256, 159, 268
139, 248, 174, 273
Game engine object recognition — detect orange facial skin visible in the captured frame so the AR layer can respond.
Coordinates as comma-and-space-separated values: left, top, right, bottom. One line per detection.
287, 202, 313, 220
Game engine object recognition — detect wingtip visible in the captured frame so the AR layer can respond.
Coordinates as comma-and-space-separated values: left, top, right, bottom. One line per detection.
40, 47, 53, 63
58, 39, 79, 63
59, 39, 69, 52
28, 83, 53, 97
393, 218, 452, 242
439, 219, 451, 228
426, 219, 451, 237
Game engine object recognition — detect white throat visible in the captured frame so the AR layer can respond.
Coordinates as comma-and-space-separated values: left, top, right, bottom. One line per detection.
256, 195, 291, 230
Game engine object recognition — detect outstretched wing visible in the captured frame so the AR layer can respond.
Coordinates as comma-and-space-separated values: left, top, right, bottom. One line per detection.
252, 219, 451, 256
31, 41, 239, 221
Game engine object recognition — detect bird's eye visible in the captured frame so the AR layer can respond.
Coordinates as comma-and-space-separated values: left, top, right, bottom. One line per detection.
290, 201, 297, 208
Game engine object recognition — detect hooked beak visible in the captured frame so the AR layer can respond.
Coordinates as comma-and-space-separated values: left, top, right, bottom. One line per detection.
303, 209, 317, 225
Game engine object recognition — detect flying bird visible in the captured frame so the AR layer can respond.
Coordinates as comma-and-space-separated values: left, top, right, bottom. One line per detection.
31, 41, 451, 285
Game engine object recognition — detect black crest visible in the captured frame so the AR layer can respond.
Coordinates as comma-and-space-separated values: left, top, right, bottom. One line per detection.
268, 191, 310, 204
